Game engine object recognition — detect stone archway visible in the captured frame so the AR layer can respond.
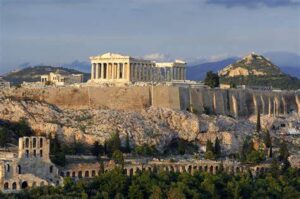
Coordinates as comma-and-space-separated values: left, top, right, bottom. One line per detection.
21, 181, 28, 189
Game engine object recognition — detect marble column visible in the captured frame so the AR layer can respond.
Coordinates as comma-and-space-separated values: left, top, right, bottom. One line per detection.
95, 63, 99, 79
91, 64, 94, 79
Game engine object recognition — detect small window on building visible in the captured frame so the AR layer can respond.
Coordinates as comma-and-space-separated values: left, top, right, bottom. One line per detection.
78, 171, 82, 178
33, 138, 36, 148
12, 182, 17, 190
25, 138, 29, 148
33, 150, 36, 157
6, 164, 10, 172
50, 166, 53, 173
40, 150, 43, 157
4, 182, 9, 190
40, 138, 43, 148
25, 150, 29, 158
17, 165, 21, 174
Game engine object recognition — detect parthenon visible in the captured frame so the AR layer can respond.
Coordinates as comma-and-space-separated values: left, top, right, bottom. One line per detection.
89, 52, 186, 83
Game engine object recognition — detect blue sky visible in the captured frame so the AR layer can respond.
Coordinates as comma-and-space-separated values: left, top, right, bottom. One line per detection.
0, 0, 300, 73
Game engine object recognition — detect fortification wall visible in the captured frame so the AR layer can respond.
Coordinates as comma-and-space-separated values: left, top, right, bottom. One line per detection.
3, 86, 299, 117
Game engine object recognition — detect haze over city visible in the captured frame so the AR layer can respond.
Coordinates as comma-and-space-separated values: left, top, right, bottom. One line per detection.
1, 0, 300, 74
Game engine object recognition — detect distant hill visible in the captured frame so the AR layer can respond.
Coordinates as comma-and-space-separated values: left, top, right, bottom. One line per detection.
2, 66, 90, 85
186, 58, 238, 80
218, 53, 300, 90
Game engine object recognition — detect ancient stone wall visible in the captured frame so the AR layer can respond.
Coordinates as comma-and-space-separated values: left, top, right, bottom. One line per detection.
2, 86, 299, 117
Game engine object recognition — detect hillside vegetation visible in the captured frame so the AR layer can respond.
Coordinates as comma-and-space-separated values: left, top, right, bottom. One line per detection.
2, 66, 90, 85
218, 53, 300, 90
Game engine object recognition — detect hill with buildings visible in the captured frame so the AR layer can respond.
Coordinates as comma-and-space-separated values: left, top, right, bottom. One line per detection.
2, 66, 90, 85
218, 53, 300, 90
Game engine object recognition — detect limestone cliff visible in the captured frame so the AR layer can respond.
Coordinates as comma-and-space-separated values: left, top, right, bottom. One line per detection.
0, 97, 256, 153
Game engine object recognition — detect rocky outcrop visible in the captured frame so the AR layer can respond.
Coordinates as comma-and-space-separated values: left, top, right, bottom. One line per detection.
0, 97, 257, 153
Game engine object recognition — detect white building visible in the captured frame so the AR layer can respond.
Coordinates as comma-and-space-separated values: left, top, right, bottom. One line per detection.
41, 72, 83, 86
89, 52, 186, 84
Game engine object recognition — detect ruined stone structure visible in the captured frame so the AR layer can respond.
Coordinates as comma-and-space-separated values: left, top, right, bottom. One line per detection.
41, 72, 83, 86
122, 159, 270, 177
89, 52, 186, 84
0, 137, 61, 193
5, 86, 299, 117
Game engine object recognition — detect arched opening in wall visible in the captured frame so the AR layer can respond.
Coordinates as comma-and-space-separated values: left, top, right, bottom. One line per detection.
193, 166, 197, 172
148, 167, 152, 172
170, 166, 174, 172
85, 171, 89, 177
32, 182, 36, 187
33, 138, 36, 148
21, 181, 28, 189
49, 166, 53, 173
188, 165, 192, 174
6, 164, 10, 172
199, 166, 203, 171
78, 171, 82, 178
66, 172, 70, 177
4, 182, 9, 190
210, 166, 214, 173
60, 172, 65, 177
40, 150, 43, 157
33, 150, 36, 157
236, 167, 240, 173
72, 172, 76, 177
40, 138, 43, 148
136, 167, 141, 174
25, 150, 29, 158
25, 138, 29, 148
165, 167, 169, 172
12, 182, 17, 190
92, 170, 96, 177
215, 166, 219, 173
204, 166, 208, 172
40, 181, 45, 186
181, 166, 186, 172
130, 168, 133, 176
17, 165, 21, 174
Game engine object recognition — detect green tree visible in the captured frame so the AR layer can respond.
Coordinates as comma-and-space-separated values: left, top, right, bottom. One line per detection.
204, 71, 220, 88
112, 150, 124, 166
279, 141, 289, 162
150, 186, 163, 199
178, 140, 185, 155
205, 140, 215, 160
214, 137, 221, 158
125, 133, 131, 153
264, 130, 272, 158
91, 141, 103, 157
50, 134, 66, 166
15, 118, 34, 137
167, 187, 186, 199
129, 184, 144, 199
256, 110, 261, 133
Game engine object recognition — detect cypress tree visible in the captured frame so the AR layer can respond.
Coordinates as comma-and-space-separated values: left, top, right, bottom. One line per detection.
256, 109, 261, 133
214, 137, 221, 158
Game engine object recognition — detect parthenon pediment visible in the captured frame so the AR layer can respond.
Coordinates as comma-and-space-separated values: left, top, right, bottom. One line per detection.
99, 52, 130, 59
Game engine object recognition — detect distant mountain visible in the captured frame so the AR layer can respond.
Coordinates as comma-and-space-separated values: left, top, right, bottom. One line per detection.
60, 60, 90, 73
218, 53, 300, 90
2, 66, 90, 85
186, 58, 238, 80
